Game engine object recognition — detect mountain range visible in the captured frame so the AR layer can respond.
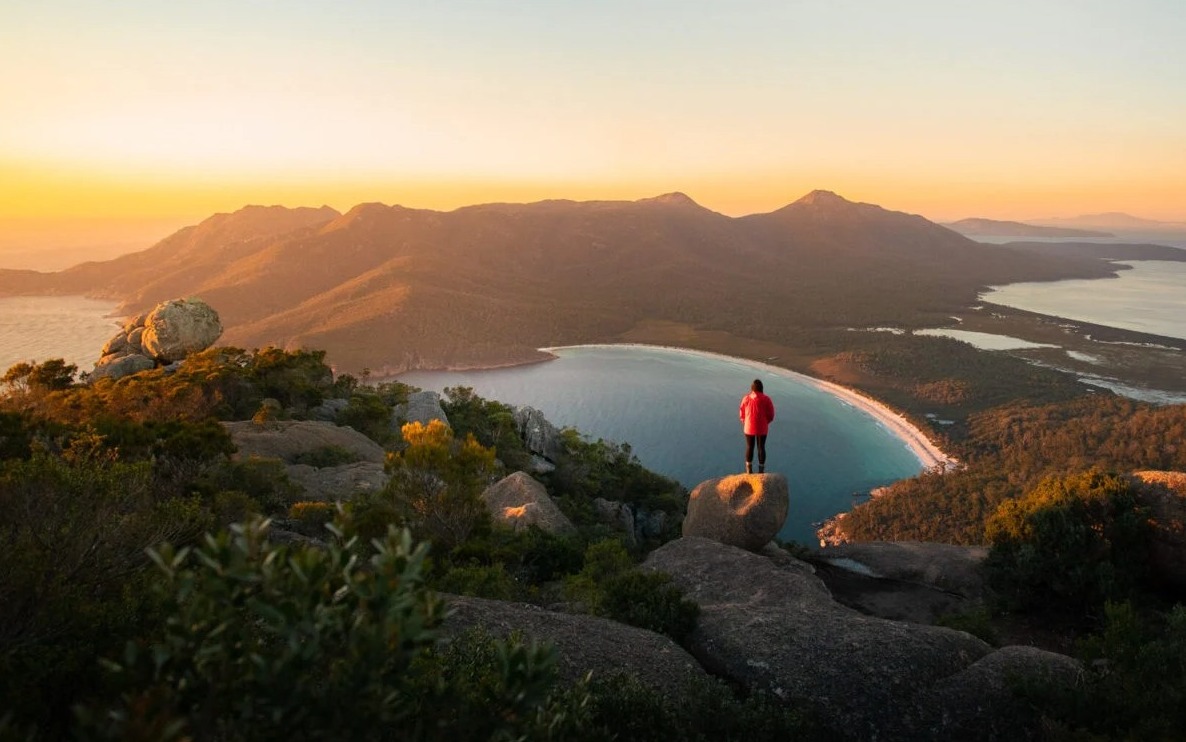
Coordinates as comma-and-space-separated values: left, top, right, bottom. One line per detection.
944, 218, 1112, 239
0, 191, 1122, 374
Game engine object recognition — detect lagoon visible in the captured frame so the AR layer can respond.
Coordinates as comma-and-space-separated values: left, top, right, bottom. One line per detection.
401, 345, 930, 545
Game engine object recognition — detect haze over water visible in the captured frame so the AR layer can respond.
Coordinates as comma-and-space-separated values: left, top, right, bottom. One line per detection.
402, 346, 926, 545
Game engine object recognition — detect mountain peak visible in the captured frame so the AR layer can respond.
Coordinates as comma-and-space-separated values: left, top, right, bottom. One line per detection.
637, 192, 701, 208
793, 190, 853, 208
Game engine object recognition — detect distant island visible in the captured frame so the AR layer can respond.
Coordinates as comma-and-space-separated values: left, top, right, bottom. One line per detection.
944, 217, 1113, 238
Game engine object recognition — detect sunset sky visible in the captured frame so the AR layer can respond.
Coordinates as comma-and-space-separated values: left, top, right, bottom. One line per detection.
3, 0, 1184, 250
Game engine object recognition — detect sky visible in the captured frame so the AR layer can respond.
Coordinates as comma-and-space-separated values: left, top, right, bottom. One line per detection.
2, 0, 1185, 253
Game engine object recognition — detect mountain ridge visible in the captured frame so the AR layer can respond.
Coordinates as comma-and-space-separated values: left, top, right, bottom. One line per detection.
0, 192, 1121, 373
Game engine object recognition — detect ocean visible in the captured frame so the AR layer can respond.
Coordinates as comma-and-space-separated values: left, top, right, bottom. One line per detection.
981, 260, 1186, 341
402, 346, 926, 544
0, 296, 122, 373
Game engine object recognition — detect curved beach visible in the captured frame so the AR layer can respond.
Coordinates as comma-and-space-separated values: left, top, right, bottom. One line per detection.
540, 343, 957, 471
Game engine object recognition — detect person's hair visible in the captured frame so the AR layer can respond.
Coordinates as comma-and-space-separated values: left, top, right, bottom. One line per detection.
751, 379, 763, 393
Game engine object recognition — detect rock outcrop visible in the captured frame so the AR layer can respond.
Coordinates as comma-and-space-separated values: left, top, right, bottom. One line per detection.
91, 297, 222, 380
392, 390, 449, 428
513, 405, 564, 462
1130, 470, 1186, 588
224, 420, 386, 464
442, 594, 711, 695
223, 420, 388, 500
593, 497, 668, 546
682, 473, 788, 551
818, 541, 990, 597
645, 537, 1018, 740
285, 461, 388, 501
910, 645, 1083, 740
140, 298, 223, 362
480, 471, 575, 535
812, 542, 990, 625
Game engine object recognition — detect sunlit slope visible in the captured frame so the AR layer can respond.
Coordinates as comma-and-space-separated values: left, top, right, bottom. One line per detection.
0, 191, 1115, 372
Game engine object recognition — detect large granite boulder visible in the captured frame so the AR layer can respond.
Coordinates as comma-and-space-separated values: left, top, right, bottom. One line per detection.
513, 405, 564, 462
285, 461, 388, 501
910, 645, 1083, 741
140, 297, 223, 362
392, 390, 449, 427
682, 473, 788, 552
593, 497, 669, 547
223, 420, 386, 464
480, 471, 575, 535
1130, 470, 1186, 588
643, 537, 993, 740
442, 594, 711, 695
90, 352, 155, 381
816, 541, 990, 599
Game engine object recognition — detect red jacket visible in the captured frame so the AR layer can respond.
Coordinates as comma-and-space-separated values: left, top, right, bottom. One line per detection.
739, 391, 775, 436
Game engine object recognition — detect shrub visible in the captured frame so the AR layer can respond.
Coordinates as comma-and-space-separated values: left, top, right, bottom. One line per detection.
985, 470, 1151, 612
435, 563, 518, 600
339, 391, 396, 445
1027, 601, 1186, 739
291, 444, 361, 468
78, 520, 579, 741
355, 420, 496, 552
565, 540, 699, 642
194, 458, 302, 514
601, 570, 700, 643
0, 454, 209, 734
288, 500, 337, 534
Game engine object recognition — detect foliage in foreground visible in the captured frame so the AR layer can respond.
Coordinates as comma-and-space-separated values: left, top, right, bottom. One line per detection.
77, 519, 583, 741
984, 470, 1151, 613
1026, 601, 1186, 740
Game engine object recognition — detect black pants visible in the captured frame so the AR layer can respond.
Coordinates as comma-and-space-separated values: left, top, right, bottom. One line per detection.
744, 434, 767, 465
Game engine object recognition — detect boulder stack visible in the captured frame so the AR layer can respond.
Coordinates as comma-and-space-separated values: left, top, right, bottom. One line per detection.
683, 473, 788, 551
92, 297, 222, 380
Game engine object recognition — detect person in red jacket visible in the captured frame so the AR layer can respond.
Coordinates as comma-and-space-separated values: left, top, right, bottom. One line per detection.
739, 379, 776, 474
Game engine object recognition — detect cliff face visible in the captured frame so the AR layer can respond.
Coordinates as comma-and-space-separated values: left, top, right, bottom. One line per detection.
0, 192, 1117, 373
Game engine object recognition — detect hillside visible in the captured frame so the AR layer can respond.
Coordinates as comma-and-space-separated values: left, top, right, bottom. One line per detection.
0, 191, 1119, 374
944, 217, 1112, 238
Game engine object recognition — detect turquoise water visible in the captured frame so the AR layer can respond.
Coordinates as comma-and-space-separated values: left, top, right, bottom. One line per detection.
401, 346, 925, 544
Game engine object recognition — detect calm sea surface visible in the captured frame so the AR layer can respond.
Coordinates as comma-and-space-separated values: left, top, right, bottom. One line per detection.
402, 346, 925, 544
0, 296, 122, 373
981, 261, 1186, 341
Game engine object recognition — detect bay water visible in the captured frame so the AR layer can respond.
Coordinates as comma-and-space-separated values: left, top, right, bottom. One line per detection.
402, 346, 926, 544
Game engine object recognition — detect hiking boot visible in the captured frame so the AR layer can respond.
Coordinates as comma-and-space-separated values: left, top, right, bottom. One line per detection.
745, 462, 753, 474
758, 465, 765, 473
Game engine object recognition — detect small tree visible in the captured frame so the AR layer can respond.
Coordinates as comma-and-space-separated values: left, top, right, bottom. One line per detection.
360, 420, 497, 552
985, 470, 1151, 611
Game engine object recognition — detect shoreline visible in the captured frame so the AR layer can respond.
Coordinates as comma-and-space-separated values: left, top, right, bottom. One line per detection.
540, 343, 958, 471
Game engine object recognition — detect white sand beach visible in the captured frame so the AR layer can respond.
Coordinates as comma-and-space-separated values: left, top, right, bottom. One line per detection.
540, 343, 958, 471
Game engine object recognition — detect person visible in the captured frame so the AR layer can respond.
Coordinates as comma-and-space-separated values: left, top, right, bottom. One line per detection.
739, 378, 775, 474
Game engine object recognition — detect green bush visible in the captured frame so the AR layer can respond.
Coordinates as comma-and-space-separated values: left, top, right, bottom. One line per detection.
78, 519, 579, 741
0, 454, 209, 735
440, 385, 531, 471
339, 391, 396, 445
435, 563, 518, 600
565, 540, 699, 642
194, 458, 302, 514
288, 500, 337, 535
578, 672, 826, 741
354, 420, 496, 552
602, 571, 700, 643
1027, 601, 1186, 739
985, 470, 1151, 612
291, 444, 361, 468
